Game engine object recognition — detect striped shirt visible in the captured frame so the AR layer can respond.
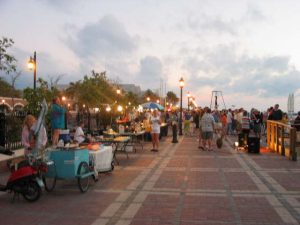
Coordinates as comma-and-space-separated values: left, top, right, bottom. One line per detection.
241, 116, 250, 130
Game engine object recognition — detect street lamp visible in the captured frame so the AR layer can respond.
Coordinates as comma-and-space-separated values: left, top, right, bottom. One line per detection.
187, 92, 191, 111
117, 105, 123, 112
116, 88, 121, 95
179, 77, 184, 136
27, 51, 37, 90
147, 97, 150, 102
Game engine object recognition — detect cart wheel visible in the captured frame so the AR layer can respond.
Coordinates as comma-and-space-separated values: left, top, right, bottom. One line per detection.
43, 175, 56, 192
92, 174, 99, 182
77, 162, 90, 193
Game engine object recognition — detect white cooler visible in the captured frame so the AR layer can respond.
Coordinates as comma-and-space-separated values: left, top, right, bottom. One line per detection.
89, 146, 114, 172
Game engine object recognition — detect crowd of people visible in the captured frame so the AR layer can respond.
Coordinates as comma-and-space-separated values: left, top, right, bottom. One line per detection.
21, 94, 300, 156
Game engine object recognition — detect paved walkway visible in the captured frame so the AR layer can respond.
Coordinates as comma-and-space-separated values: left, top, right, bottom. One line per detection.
1, 134, 300, 225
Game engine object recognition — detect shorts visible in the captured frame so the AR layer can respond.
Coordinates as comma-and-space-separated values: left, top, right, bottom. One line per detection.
151, 128, 160, 134
201, 131, 213, 140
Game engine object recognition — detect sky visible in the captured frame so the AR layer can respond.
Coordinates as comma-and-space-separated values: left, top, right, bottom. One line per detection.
1, 0, 300, 112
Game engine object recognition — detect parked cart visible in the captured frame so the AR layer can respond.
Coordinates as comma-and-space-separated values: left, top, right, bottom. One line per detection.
43, 149, 97, 193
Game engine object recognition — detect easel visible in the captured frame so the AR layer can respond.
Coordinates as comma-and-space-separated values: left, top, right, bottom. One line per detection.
210, 91, 226, 110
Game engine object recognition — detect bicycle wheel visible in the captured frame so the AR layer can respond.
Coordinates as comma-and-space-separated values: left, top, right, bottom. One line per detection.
77, 161, 90, 193
42, 162, 57, 192
43, 175, 56, 192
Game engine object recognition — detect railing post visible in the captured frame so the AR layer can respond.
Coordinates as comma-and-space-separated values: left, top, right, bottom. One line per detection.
290, 128, 297, 161
280, 125, 285, 156
267, 120, 270, 148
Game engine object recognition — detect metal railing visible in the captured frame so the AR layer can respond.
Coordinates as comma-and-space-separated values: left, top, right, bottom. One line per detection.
266, 120, 297, 161
0, 111, 27, 150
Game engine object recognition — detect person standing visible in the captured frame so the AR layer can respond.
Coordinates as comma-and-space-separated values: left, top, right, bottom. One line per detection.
226, 109, 233, 135
150, 110, 161, 152
51, 97, 66, 146
293, 112, 300, 131
251, 109, 262, 138
272, 104, 283, 121
22, 115, 47, 156
200, 107, 215, 151
241, 111, 250, 146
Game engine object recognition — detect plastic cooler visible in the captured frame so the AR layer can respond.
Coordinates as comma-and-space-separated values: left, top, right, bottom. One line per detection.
46, 149, 89, 179
59, 129, 71, 143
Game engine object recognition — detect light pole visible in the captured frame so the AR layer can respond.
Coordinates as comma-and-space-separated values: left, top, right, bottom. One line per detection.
187, 92, 191, 111
27, 51, 37, 90
179, 77, 184, 136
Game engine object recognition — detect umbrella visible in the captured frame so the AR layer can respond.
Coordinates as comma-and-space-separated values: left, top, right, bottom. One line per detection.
141, 102, 164, 110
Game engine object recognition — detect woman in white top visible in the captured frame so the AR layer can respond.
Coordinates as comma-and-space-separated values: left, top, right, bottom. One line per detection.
150, 110, 161, 152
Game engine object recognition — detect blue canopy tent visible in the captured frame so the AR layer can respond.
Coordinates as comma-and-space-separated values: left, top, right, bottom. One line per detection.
141, 102, 164, 110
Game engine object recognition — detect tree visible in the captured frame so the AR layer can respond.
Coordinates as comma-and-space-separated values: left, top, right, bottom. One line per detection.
124, 91, 140, 106
166, 91, 179, 105
66, 70, 117, 109
0, 77, 21, 98
0, 37, 17, 75
23, 78, 60, 116
142, 89, 159, 102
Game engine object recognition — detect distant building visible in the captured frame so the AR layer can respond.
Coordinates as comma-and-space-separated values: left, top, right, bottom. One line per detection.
119, 84, 142, 95
0, 96, 27, 112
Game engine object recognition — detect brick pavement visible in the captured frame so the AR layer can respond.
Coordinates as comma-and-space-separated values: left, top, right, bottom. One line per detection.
0, 134, 300, 225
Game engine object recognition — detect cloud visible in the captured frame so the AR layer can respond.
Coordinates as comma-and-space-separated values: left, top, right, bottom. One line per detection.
243, 4, 266, 22
181, 44, 299, 98
66, 15, 137, 60
135, 56, 163, 89
200, 17, 237, 36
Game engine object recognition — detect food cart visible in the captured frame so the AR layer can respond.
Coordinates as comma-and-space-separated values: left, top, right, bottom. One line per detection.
43, 148, 97, 193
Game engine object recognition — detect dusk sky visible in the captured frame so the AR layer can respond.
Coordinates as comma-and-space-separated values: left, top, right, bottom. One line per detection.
1, 0, 300, 111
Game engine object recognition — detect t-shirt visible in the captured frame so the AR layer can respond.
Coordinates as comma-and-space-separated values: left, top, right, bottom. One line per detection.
74, 126, 85, 143
200, 113, 215, 132
241, 116, 250, 130
227, 112, 232, 123
150, 115, 161, 133
272, 109, 283, 121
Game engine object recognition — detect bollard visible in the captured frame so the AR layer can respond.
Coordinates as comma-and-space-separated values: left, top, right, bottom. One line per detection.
172, 124, 178, 143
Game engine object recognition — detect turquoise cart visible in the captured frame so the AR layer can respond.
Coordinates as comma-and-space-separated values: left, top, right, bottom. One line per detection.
43, 149, 97, 193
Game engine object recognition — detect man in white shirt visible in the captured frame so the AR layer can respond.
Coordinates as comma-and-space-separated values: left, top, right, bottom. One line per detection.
74, 121, 86, 144
200, 107, 215, 151
226, 109, 233, 135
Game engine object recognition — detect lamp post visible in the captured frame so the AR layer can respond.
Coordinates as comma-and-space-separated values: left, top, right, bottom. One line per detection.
27, 51, 37, 90
179, 77, 184, 136
187, 92, 191, 111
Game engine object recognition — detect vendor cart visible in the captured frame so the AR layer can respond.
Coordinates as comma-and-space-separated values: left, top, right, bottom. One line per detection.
43, 149, 97, 193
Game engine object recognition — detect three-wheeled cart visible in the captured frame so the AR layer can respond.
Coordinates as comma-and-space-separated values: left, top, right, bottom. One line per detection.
43, 149, 97, 193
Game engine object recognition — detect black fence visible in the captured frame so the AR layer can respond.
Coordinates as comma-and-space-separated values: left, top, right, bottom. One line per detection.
0, 110, 121, 150
0, 111, 27, 150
